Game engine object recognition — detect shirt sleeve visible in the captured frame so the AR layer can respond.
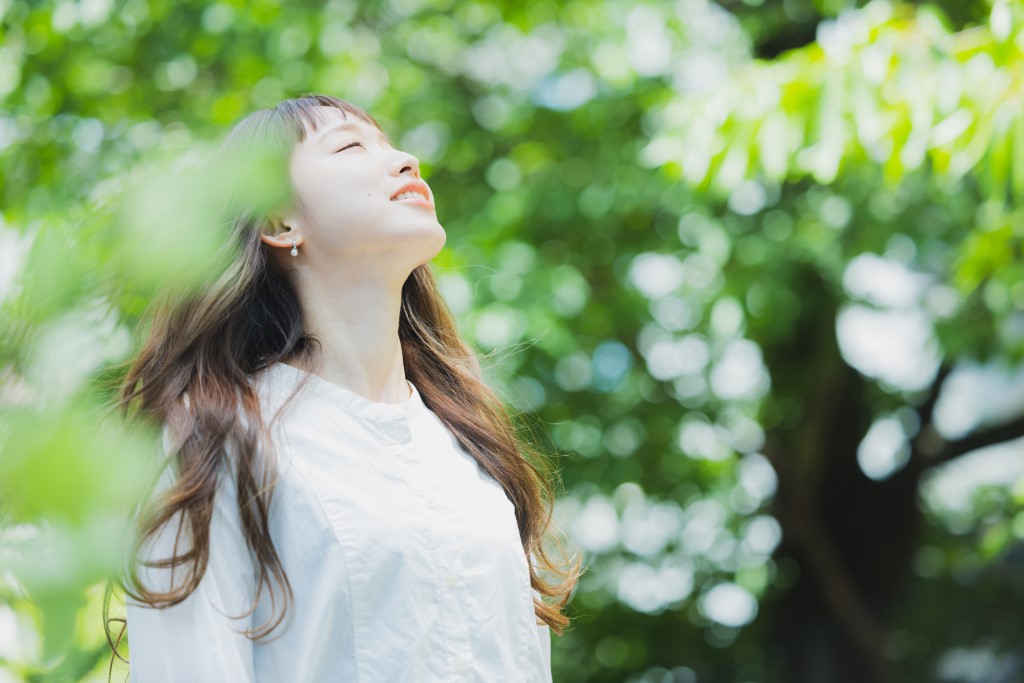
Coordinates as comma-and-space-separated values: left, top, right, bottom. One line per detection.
126, 425, 258, 683
537, 616, 552, 676
529, 551, 553, 678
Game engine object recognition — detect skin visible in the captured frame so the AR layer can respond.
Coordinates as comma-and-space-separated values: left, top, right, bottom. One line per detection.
259, 105, 446, 403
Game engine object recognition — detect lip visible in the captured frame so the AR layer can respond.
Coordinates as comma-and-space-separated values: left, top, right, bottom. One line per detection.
390, 180, 434, 208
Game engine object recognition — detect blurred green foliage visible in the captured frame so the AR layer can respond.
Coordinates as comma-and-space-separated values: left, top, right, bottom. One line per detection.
2, 0, 1024, 681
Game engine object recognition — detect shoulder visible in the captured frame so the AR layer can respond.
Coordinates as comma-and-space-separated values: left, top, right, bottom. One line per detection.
245, 363, 316, 428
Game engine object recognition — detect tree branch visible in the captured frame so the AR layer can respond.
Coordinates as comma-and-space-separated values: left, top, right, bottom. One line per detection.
914, 362, 953, 432
909, 411, 1024, 477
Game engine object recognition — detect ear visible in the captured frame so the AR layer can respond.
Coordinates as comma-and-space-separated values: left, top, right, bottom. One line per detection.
259, 211, 304, 250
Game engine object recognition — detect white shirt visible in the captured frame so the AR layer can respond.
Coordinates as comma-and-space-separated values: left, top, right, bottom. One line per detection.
126, 361, 552, 682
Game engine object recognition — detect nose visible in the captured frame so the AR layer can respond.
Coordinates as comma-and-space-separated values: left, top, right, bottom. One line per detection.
390, 148, 421, 178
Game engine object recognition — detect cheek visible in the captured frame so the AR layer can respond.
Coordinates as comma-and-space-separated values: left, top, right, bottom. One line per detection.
304, 178, 373, 215
293, 161, 390, 225
316, 190, 391, 236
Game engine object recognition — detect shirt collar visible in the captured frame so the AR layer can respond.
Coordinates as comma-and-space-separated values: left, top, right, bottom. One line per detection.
261, 362, 426, 426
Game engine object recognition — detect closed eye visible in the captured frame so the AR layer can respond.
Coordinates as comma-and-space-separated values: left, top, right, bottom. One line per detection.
335, 141, 363, 153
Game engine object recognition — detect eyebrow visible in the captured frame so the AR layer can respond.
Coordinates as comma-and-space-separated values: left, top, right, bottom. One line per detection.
317, 120, 392, 146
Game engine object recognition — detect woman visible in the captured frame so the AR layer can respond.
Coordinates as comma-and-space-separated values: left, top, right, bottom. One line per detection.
109, 93, 580, 682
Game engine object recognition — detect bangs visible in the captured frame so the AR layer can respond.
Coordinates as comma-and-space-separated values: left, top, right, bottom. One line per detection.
274, 94, 384, 144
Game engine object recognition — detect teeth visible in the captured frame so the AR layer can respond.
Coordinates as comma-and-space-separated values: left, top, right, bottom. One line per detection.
393, 191, 426, 201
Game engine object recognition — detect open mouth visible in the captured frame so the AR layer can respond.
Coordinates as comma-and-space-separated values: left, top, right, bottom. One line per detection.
390, 181, 433, 206
392, 190, 430, 202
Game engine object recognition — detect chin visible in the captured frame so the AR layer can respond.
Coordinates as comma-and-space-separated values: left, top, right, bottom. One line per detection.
387, 220, 445, 254
418, 221, 446, 246
426, 229, 446, 258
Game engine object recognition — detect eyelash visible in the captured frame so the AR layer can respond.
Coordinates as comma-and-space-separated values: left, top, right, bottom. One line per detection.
339, 138, 395, 151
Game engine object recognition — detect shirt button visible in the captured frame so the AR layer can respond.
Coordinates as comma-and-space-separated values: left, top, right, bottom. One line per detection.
451, 656, 468, 673
444, 572, 459, 587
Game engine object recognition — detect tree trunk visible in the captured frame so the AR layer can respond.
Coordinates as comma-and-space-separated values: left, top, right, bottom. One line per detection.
756, 265, 925, 682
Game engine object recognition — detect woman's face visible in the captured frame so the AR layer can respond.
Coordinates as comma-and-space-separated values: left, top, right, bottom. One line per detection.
262, 105, 445, 279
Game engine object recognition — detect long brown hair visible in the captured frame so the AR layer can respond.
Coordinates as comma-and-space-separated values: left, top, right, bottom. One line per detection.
104, 94, 581, 666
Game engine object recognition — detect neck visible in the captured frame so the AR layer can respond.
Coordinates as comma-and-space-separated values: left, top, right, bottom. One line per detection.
287, 271, 410, 404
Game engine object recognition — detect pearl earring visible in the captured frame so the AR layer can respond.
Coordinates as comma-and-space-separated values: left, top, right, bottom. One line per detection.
290, 239, 298, 257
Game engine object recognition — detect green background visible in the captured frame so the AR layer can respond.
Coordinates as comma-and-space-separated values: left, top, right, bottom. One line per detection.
2, 0, 1023, 681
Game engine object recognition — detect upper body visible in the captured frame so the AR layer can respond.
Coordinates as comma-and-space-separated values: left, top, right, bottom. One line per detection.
125, 360, 552, 682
